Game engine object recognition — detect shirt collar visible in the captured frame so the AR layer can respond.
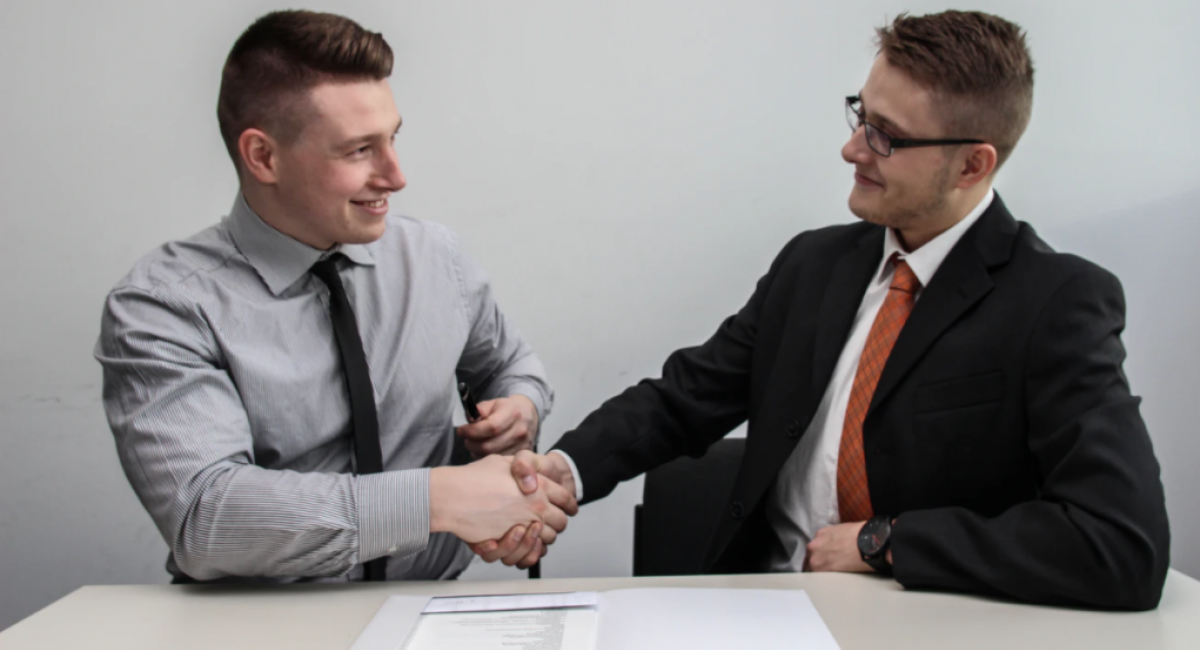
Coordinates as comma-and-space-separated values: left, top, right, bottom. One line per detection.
227, 193, 377, 296
879, 187, 995, 289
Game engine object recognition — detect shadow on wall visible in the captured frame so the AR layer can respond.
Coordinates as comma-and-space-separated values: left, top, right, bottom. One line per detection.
1038, 189, 1200, 579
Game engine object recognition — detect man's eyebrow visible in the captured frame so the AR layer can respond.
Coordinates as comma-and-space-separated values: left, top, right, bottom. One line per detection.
335, 118, 403, 149
859, 92, 910, 137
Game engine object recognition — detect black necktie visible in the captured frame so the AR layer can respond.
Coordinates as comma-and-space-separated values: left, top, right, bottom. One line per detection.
311, 255, 388, 582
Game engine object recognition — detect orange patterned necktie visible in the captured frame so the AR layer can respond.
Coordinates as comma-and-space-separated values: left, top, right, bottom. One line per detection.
837, 254, 921, 523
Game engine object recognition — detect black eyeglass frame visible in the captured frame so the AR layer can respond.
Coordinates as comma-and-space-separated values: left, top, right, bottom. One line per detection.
846, 95, 985, 157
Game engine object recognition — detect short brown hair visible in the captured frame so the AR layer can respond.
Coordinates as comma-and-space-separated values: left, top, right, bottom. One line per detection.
216, 10, 394, 169
876, 11, 1034, 169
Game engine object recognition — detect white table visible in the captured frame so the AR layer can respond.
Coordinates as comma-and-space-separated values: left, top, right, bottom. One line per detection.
2, 570, 1198, 649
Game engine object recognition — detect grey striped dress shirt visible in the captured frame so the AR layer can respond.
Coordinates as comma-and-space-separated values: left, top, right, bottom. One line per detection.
95, 194, 552, 582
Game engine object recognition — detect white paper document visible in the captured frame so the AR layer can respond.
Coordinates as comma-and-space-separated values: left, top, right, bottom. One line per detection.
422, 591, 600, 613
404, 608, 598, 650
594, 588, 839, 650
350, 587, 840, 650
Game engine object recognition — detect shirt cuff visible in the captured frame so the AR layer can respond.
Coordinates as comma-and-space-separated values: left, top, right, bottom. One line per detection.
549, 450, 583, 502
357, 468, 430, 563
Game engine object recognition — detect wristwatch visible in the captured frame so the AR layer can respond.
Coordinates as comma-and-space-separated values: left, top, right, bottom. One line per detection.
858, 515, 893, 574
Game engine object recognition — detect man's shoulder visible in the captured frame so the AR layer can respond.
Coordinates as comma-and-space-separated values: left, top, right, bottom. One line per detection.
770, 220, 878, 269
379, 214, 461, 258
110, 221, 241, 300
797, 220, 878, 250
374, 215, 480, 282
1008, 221, 1120, 290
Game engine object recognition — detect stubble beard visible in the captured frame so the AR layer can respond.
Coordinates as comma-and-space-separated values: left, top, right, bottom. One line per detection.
850, 163, 954, 233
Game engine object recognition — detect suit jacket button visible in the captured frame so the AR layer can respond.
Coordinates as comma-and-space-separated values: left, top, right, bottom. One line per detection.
786, 420, 802, 437
731, 501, 745, 519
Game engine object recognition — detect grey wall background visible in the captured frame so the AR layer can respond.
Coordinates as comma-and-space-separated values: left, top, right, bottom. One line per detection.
1, 0, 1197, 631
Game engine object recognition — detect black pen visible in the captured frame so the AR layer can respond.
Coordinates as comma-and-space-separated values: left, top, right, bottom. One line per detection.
457, 382, 481, 422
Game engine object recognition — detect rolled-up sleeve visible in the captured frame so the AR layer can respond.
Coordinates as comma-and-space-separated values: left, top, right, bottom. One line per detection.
95, 285, 430, 580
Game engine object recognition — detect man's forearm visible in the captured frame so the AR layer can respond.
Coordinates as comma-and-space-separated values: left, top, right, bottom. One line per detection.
171, 464, 429, 581
890, 503, 1168, 610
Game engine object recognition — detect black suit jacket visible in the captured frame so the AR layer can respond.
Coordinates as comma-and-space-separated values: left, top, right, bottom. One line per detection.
554, 195, 1170, 610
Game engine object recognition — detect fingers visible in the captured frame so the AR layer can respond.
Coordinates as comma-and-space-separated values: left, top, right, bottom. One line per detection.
469, 540, 496, 558
456, 401, 520, 441
515, 539, 544, 569
536, 502, 567, 539
456, 419, 499, 441
540, 473, 579, 516
499, 521, 541, 566
466, 522, 547, 568
456, 397, 539, 458
472, 525, 526, 563
464, 428, 532, 458
537, 519, 559, 545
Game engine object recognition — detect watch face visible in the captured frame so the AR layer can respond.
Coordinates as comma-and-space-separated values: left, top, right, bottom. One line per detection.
858, 517, 891, 556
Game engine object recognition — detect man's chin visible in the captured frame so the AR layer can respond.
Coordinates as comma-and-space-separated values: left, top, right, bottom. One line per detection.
342, 220, 389, 245
848, 194, 883, 226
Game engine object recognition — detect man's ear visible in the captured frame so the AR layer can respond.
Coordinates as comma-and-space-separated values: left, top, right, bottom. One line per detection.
238, 128, 280, 185
955, 143, 998, 190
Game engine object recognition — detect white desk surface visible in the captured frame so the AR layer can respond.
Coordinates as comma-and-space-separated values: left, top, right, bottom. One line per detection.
2, 570, 1197, 649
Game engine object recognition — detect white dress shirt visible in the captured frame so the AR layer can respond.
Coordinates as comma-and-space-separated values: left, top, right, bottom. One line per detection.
765, 188, 994, 571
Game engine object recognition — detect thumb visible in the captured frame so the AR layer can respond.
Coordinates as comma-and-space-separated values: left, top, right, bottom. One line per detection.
475, 399, 500, 420
511, 451, 540, 494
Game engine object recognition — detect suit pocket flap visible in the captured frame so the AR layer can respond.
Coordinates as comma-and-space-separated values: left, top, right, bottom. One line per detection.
914, 371, 1004, 414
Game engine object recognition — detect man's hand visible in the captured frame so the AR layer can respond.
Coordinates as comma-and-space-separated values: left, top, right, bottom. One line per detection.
804, 521, 873, 573
429, 454, 571, 544
467, 451, 579, 568
508, 450, 577, 498
456, 395, 539, 458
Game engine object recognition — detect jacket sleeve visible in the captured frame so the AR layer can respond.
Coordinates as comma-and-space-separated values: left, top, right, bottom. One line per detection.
552, 235, 804, 503
891, 267, 1171, 610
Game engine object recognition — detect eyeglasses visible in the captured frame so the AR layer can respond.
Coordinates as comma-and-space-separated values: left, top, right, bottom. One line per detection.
845, 95, 985, 157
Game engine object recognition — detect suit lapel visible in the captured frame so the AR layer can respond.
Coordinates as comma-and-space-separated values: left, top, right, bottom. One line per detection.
705, 225, 884, 570
812, 228, 885, 391
732, 226, 881, 507
868, 196, 1019, 413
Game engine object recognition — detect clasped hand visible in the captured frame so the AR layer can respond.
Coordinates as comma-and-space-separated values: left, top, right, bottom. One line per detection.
462, 450, 578, 569
431, 453, 578, 568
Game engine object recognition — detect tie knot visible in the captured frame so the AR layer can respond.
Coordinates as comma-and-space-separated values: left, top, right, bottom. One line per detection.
311, 254, 343, 287
890, 256, 920, 294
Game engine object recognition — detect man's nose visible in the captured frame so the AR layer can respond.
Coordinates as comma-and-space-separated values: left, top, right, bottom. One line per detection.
842, 124, 874, 165
375, 146, 406, 191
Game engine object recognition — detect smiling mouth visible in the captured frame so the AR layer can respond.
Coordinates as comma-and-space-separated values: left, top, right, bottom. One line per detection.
353, 198, 387, 208
855, 173, 883, 188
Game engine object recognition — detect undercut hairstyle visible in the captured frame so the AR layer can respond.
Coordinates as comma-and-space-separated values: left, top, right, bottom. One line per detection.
876, 11, 1035, 170
216, 10, 394, 170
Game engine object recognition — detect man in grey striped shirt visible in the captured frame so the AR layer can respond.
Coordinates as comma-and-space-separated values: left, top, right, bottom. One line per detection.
94, 10, 573, 583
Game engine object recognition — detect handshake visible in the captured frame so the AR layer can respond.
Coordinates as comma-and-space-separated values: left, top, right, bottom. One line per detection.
429, 450, 578, 569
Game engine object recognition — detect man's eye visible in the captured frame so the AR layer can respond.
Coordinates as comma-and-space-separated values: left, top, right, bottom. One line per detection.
351, 146, 370, 156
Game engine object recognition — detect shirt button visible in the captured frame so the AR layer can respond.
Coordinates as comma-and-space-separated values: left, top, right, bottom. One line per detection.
786, 420, 802, 437
731, 501, 745, 519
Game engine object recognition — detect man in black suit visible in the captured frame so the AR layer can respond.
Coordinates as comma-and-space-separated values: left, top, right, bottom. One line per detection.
470, 10, 1170, 610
